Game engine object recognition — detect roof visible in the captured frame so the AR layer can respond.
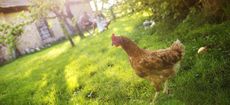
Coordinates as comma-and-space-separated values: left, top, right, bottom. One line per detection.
67, 0, 91, 4
68, 0, 91, 2
0, 0, 91, 8
0, 0, 91, 13
0, 0, 30, 8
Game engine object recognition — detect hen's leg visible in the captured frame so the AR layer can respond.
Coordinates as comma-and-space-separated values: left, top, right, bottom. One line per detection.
151, 82, 161, 105
151, 91, 159, 105
163, 80, 169, 94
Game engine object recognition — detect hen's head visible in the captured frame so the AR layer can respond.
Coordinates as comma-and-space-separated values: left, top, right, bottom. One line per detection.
111, 33, 123, 47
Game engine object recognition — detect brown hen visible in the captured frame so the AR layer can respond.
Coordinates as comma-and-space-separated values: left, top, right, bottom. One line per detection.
111, 34, 184, 103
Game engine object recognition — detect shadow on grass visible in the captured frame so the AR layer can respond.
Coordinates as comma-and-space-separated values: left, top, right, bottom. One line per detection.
0, 45, 78, 105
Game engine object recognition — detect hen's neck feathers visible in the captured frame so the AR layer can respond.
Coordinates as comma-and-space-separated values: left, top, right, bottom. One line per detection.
120, 37, 145, 57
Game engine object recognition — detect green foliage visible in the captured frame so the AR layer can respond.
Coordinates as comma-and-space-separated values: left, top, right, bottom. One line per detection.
0, 23, 24, 49
119, 0, 229, 23
30, 0, 65, 19
144, 9, 230, 104
199, 0, 229, 20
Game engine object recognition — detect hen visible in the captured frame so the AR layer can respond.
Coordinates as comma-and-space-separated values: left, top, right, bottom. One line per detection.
111, 34, 184, 103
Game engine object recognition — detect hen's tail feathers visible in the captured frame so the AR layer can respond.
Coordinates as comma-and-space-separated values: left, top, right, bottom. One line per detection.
171, 39, 185, 57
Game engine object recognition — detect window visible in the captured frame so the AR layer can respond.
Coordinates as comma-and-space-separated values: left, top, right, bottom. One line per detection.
36, 19, 52, 40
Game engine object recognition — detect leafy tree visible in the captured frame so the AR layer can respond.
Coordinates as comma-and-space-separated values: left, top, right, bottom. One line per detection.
30, 0, 86, 47
119, 0, 229, 23
0, 22, 25, 56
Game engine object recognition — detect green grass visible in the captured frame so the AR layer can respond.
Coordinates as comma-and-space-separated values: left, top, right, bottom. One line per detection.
0, 12, 229, 105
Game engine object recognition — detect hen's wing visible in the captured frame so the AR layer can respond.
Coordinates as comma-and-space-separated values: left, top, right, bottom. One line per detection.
139, 40, 184, 71
139, 48, 182, 70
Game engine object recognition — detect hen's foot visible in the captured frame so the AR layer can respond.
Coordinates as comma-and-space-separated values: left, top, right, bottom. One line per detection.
150, 92, 159, 105
163, 88, 172, 94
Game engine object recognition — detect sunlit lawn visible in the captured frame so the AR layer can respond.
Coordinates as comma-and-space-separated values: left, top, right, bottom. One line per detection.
0, 13, 155, 105
0, 12, 229, 105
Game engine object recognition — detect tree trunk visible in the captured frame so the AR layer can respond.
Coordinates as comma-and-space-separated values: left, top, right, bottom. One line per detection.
53, 10, 75, 47
101, 2, 104, 10
110, 6, 116, 20
75, 23, 84, 38
65, 1, 84, 38
65, 0, 74, 18
93, 0, 98, 12
63, 18, 75, 35
59, 17, 75, 47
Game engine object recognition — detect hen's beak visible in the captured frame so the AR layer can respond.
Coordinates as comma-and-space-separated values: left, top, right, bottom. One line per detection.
112, 43, 117, 47
112, 42, 119, 47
